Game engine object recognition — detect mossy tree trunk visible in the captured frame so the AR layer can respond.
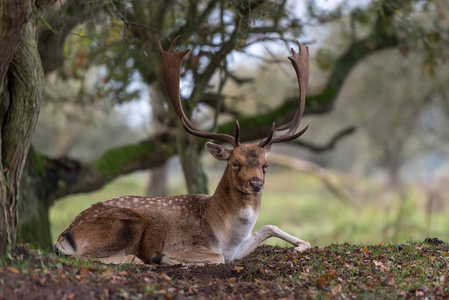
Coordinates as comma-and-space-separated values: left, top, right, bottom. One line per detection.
17, 147, 52, 249
0, 0, 52, 255
176, 126, 209, 195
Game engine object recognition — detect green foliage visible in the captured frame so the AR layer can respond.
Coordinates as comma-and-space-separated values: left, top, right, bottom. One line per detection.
315, 49, 335, 71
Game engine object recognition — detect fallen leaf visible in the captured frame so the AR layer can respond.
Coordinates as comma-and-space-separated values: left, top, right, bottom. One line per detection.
331, 284, 342, 295
7, 267, 20, 274
160, 273, 172, 281
74, 275, 83, 281
33, 275, 46, 285
233, 266, 244, 273
102, 270, 114, 276
119, 271, 130, 276
317, 276, 327, 287
373, 260, 390, 271
416, 290, 424, 297
109, 275, 124, 284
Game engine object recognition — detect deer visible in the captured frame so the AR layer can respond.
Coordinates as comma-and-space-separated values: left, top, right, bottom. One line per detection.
54, 36, 311, 265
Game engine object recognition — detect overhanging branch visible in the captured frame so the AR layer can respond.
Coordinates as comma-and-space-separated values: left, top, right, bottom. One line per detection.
45, 133, 176, 202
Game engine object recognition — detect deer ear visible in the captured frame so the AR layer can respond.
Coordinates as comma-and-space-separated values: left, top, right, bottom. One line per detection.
206, 142, 232, 161
263, 144, 272, 156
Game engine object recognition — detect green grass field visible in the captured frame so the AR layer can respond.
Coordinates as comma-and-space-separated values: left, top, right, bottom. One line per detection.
50, 169, 449, 246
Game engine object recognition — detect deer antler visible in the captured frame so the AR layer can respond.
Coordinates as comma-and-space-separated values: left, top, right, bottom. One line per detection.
258, 41, 310, 148
158, 36, 240, 147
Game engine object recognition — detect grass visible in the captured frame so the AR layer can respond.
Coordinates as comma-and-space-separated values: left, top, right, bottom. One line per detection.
50, 168, 449, 246
1, 239, 448, 299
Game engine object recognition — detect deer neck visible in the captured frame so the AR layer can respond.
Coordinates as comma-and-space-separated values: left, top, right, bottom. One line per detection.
210, 166, 262, 215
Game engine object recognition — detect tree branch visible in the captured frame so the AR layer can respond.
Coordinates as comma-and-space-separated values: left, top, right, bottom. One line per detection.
268, 153, 359, 207
45, 133, 176, 202
215, 28, 398, 144
292, 126, 356, 153
38, 1, 106, 75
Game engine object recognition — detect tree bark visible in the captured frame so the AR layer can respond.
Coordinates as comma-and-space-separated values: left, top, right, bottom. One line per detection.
176, 126, 209, 194
147, 165, 168, 197
0, 1, 45, 255
147, 86, 169, 196
17, 147, 52, 249
0, 0, 29, 92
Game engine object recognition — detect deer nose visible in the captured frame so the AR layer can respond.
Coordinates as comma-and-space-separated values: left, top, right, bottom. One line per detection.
250, 180, 263, 192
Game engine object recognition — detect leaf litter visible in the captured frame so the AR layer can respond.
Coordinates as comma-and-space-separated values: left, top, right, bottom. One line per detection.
0, 238, 448, 299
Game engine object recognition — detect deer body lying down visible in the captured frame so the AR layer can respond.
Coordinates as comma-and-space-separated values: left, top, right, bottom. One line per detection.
55, 37, 311, 265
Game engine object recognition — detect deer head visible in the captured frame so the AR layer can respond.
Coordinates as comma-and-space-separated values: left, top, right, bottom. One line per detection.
157, 36, 309, 195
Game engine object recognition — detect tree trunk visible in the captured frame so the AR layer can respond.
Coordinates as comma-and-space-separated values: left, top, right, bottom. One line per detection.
176, 125, 208, 195
17, 147, 52, 250
147, 165, 168, 197
0, 6, 44, 255
147, 86, 169, 196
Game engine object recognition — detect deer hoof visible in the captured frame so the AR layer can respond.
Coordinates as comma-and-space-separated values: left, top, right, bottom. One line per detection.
293, 242, 311, 254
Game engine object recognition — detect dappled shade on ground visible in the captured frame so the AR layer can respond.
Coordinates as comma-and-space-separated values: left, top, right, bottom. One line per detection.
1, 238, 448, 299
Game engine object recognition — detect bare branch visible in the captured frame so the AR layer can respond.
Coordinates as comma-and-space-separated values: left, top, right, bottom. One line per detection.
119, 18, 170, 41
268, 153, 359, 207
292, 126, 356, 153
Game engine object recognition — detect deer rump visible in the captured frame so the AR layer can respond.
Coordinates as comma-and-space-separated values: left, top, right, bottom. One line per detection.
54, 37, 311, 265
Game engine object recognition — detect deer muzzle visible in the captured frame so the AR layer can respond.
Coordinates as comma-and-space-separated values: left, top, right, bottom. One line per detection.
248, 177, 264, 193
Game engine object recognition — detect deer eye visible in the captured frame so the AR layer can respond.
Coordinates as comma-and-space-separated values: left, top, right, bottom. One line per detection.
263, 165, 268, 172
232, 161, 239, 168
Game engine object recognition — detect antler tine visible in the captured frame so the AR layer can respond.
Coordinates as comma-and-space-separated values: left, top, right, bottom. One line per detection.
258, 40, 310, 148
158, 36, 238, 147
234, 120, 241, 146
258, 122, 276, 147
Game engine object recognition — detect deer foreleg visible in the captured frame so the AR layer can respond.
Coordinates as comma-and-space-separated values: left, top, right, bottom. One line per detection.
235, 225, 310, 260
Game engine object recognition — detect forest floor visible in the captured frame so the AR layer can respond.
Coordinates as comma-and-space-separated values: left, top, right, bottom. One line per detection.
1, 238, 448, 299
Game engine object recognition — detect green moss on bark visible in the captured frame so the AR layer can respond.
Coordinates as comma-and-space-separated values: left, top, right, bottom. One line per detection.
92, 141, 175, 177
93, 142, 155, 175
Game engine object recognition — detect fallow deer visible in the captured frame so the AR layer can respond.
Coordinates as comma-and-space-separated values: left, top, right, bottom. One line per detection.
54, 36, 311, 265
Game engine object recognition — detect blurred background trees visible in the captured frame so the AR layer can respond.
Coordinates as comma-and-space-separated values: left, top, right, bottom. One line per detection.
1, 0, 448, 253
